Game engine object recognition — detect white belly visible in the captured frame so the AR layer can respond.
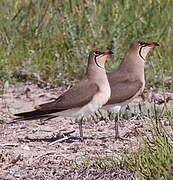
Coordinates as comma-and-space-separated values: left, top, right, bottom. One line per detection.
52, 103, 100, 118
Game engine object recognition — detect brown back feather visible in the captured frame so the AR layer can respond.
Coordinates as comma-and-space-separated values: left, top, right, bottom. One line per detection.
36, 80, 99, 110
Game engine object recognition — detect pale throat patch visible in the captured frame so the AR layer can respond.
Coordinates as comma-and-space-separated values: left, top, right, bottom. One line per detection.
139, 46, 151, 62
96, 55, 107, 68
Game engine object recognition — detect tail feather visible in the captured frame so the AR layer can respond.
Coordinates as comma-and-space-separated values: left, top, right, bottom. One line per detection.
14, 108, 66, 120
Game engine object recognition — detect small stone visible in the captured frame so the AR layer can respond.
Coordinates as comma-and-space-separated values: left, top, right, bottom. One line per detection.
21, 145, 30, 150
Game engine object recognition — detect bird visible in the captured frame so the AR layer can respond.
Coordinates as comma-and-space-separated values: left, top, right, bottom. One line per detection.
103, 38, 160, 140
14, 49, 113, 141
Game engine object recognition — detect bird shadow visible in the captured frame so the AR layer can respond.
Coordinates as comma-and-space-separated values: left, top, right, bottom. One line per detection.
21, 130, 93, 143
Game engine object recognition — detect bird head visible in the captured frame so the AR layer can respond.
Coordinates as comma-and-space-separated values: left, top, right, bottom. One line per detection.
89, 49, 114, 69
130, 38, 160, 61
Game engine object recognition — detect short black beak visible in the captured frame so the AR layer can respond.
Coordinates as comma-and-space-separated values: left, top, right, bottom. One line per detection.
153, 42, 160, 46
102, 50, 114, 56
108, 50, 114, 55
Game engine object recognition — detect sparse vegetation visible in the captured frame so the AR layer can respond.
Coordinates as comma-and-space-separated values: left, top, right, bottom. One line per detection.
0, 0, 173, 179
0, 0, 173, 87
120, 105, 173, 179
74, 104, 173, 179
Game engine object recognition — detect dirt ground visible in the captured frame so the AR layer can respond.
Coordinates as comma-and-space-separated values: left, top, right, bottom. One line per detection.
0, 82, 172, 179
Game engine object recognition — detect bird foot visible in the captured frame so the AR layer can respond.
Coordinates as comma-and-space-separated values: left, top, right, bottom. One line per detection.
114, 135, 130, 141
79, 136, 84, 142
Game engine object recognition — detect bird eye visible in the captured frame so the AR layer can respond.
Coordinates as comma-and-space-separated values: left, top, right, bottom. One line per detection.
139, 42, 146, 46
94, 51, 102, 57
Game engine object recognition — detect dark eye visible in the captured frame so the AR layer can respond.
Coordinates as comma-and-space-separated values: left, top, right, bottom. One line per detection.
139, 42, 146, 46
94, 51, 102, 56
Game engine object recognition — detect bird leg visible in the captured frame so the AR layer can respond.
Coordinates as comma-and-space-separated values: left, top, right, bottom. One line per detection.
78, 116, 84, 141
109, 110, 124, 141
114, 111, 120, 140
114, 111, 129, 141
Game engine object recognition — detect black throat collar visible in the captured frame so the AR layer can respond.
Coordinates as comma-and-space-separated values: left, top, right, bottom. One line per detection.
139, 45, 146, 61
94, 56, 104, 69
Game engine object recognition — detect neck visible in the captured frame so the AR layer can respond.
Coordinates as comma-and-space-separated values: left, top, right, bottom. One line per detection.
87, 64, 107, 81
117, 50, 145, 80
125, 50, 145, 65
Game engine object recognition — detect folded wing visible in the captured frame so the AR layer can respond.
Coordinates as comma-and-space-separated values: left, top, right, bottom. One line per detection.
15, 80, 99, 119
107, 77, 143, 104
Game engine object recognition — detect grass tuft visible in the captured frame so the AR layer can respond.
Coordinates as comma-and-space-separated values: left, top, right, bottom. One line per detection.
120, 106, 173, 179
73, 105, 173, 179
0, 0, 173, 86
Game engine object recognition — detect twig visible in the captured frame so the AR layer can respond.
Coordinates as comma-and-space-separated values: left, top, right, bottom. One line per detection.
49, 136, 69, 145
0, 143, 19, 147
